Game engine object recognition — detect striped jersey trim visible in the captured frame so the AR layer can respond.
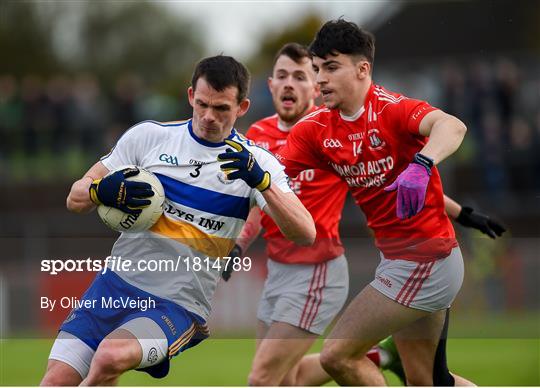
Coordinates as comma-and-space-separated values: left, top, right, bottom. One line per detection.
99, 119, 189, 161
150, 214, 235, 258
155, 173, 250, 220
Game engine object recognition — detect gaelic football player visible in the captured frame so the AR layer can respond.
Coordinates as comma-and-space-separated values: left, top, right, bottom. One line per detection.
232, 41, 503, 386
277, 20, 480, 386
41, 56, 315, 385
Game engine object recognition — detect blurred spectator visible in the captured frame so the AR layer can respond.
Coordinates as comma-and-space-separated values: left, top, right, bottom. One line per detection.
494, 58, 520, 127
441, 61, 467, 119
479, 111, 509, 202
508, 117, 535, 192
106, 73, 144, 148
536, 112, 540, 190
137, 92, 181, 124
70, 73, 106, 155
46, 75, 73, 153
0, 75, 23, 158
20, 75, 45, 154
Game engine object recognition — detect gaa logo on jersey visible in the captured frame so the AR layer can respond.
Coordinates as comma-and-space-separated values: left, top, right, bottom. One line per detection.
159, 153, 179, 166
367, 129, 386, 150
217, 171, 234, 185
323, 138, 343, 148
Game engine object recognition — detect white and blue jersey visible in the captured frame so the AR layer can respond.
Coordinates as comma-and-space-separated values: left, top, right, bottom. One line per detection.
58, 119, 291, 378
99, 119, 291, 319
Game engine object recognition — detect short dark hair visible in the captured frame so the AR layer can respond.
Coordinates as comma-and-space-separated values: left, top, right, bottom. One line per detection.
191, 55, 251, 103
309, 19, 375, 64
273, 43, 310, 66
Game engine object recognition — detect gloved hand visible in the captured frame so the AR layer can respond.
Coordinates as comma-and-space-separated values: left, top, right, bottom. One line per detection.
456, 206, 506, 239
221, 244, 243, 282
89, 167, 154, 215
384, 153, 433, 219
217, 139, 271, 192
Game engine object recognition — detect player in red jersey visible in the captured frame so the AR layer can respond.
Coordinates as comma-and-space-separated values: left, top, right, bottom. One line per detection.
230, 42, 504, 386
276, 20, 480, 386
233, 43, 402, 386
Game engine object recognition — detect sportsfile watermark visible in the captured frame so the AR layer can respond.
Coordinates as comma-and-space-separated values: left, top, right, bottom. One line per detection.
40, 255, 252, 275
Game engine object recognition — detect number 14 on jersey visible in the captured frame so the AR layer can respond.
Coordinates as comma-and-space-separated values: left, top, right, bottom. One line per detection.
352, 140, 363, 156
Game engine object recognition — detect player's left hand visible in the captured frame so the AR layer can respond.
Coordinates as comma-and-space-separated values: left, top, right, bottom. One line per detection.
217, 139, 271, 192
221, 244, 243, 282
384, 161, 431, 219
456, 206, 506, 238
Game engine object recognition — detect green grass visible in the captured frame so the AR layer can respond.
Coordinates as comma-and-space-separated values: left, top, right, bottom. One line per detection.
1, 337, 538, 385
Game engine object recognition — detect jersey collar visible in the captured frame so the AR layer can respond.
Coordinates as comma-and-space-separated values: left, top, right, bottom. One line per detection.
338, 83, 376, 122
188, 119, 236, 148
339, 106, 365, 122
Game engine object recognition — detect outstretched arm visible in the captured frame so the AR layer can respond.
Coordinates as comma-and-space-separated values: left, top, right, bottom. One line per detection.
385, 110, 467, 219
418, 110, 467, 165
261, 188, 315, 246
444, 195, 506, 239
218, 139, 316, 246
444, 195, 462, 219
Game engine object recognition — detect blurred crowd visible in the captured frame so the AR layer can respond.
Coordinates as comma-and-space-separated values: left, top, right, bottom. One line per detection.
1, 56, 539, 193
0, 73, 188, 165
439, 58, 540, 195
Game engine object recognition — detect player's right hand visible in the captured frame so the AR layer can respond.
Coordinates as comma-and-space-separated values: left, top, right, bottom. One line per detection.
89, 167, 154, 215
222, 244, 243, 282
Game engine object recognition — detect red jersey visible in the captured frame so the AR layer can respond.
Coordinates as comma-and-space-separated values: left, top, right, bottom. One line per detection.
278, 84, 457, 262
247, 110, 348, 264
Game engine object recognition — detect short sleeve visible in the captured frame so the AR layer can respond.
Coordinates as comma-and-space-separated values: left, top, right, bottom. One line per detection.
100, 121, 155, 171
275, 122, 328, 178
388, 98, 439, 135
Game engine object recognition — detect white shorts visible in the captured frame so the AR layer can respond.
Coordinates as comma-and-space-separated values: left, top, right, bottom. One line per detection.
48, 317, 168, 378
257, 255, 349, 335
370, 247, 464, 312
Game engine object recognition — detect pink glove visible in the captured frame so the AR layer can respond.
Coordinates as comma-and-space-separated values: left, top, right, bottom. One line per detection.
384, 163, 431, 219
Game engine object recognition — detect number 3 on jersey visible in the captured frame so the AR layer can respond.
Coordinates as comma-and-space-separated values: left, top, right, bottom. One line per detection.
190, 164, 202, 178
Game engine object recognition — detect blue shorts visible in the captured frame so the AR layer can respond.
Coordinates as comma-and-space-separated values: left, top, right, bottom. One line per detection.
60, 270, 208, 378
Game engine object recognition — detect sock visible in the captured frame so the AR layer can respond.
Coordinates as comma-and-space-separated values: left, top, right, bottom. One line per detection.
377, 346, 391, 369
366, 347, 381, 367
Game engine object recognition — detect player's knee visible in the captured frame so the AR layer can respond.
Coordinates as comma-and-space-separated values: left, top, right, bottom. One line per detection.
279, 372, 297, 386
248, 351, 287, 386
90, 349, 123, 379
248, 366, 279, 386
320, 346, 347, 376
90, 341, 137, 380
248, 371, 271, 386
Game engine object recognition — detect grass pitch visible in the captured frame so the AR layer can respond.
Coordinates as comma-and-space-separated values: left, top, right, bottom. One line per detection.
1, 337, 538, 385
